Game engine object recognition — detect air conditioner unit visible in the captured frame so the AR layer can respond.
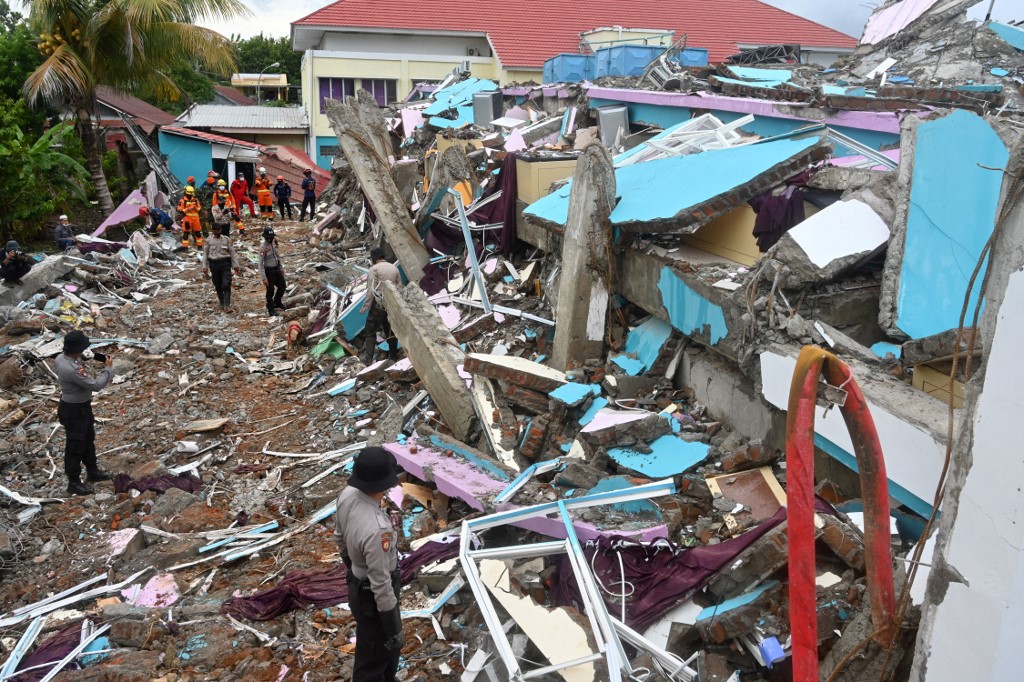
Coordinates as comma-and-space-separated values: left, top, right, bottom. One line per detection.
466, 47, 477, 56
460, 60, 472, 74
473, 91, 503, 130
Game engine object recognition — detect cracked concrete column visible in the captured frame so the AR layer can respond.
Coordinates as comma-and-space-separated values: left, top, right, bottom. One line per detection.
325, 91, 429, 282
551, 144, 616, 371
382, 281, 476, 441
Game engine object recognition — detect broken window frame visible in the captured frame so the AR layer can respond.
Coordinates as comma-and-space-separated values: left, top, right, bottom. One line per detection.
458, 478, 680, 681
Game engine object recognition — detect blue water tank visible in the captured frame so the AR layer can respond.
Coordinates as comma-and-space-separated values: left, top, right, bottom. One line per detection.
676, 47, 709, 67
543, 53, 597, 83
596, 45, 666, 77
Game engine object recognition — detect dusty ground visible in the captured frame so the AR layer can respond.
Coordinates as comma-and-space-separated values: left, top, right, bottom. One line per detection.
0, 218, 463, 681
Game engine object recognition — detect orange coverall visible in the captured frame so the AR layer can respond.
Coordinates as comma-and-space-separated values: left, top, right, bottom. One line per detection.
177, 195, 203, 247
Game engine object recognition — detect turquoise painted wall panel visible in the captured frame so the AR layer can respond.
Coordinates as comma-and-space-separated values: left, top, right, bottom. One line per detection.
657, 268, 729, 344
158, 132, 213, 184
896, 110, 1007, 338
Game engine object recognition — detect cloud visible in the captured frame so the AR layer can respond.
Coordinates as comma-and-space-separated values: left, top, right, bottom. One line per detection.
763, 0, 1024, 39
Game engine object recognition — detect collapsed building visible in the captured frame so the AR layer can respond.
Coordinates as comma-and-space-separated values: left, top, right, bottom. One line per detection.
3, 0, 1024, 680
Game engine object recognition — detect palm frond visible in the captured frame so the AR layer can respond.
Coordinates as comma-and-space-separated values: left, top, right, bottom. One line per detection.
144, 22, 238, 77
22, 43, 93, 109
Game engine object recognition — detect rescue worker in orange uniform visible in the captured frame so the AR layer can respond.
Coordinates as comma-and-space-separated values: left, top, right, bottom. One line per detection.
254, 167, 274, 220
177, 186, 204, 248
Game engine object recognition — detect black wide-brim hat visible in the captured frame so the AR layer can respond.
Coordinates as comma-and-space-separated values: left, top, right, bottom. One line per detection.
348, 446, 400, 493
64, 330, 91, 354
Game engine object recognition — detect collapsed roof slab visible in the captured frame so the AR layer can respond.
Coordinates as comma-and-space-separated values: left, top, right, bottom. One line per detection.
758, 344, 947, 517
879, 110, 1009, 340
524, 135, 830, 235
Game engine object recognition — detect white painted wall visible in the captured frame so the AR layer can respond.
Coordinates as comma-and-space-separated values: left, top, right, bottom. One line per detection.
758, 349, 947, 511
919, 268, 1024, 682
320, 31, 492, 57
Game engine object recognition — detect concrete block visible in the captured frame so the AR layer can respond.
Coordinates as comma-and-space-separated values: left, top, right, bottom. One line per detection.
503, 383, 550, 414
383, 282, 476, 441
453, 313, 498, 343
819, 514, 866, 571
695, 580, 783, 643
901, 327, 982, 366
0, 255, 74, 307
150, 487, 197, 519
719, 440, 778, 473
704, 521, 819, 602
464, 353, 568, 393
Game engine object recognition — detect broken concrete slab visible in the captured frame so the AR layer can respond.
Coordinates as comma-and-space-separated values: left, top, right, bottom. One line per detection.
0, 255, 76, 307
879, 110, 1008, 339
696, 580, 783, 643
386, 438, 508, 512
384, 282, 476, 441
767, 200, 891, 286
325, 92, 430, 282
609, 316, 673, 376
607, 435, 711, 478
525, 134, 830, 235
901, 327, 982, 365
464, 353, 568, 393
551, 144, 616, 370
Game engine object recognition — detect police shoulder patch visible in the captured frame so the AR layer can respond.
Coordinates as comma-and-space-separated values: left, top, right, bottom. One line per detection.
76, 366, 89, 378
381, 532, 393, 553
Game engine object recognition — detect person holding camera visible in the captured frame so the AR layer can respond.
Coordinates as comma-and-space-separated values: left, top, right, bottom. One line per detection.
55, 331, 114, 495
1, 240, 33, 286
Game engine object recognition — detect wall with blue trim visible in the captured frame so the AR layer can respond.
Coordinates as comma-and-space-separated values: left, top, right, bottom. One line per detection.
588, 98, 900, 153
315, 135, 341, 171
158, 132, 213, 184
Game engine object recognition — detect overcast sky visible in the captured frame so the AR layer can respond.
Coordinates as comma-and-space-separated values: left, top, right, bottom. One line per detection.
763, 0, 1022, 36
13, 0, 1024, 44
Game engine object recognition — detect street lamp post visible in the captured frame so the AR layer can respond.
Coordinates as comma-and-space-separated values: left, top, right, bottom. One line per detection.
256, 61, 280, 104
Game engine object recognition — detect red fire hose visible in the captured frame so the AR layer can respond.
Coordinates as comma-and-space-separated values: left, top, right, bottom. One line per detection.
787, 346, 896, 682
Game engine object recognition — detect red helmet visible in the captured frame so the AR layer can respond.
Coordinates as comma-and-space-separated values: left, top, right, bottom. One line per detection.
208, 170, 217, 177
187, 175, 196, 184
139, 206, 149, 217
303, 168, 312, 175
277, 175, 284, 181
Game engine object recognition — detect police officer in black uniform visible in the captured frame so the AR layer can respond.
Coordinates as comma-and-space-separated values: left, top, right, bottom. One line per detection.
334, 447, 405, 681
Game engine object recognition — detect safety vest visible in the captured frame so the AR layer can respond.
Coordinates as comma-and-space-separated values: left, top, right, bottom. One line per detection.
178, 196, 201, 217
255, 177, 272, 196
214, 190, 235, 210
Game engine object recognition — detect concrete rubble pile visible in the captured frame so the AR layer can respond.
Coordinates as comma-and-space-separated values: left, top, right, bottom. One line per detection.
2, 4, 1024, 681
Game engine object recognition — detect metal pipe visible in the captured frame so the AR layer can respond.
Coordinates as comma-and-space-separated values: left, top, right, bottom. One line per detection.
786, 346, 896, 682
448, 188, 492, 314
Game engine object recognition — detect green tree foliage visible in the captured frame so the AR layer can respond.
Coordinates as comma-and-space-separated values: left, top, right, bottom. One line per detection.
0, 122, 89, 241
22, 0, 250, 213
232, 33, 301, 102
0, 0, 48, 135
147, 60, 217, 115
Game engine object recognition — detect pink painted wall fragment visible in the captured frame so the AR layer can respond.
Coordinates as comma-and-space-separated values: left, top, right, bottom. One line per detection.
861, 0, 940, 46
124, 573, 180, 607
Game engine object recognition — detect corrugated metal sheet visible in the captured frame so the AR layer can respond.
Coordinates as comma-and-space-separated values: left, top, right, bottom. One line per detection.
175, 105, 308, 130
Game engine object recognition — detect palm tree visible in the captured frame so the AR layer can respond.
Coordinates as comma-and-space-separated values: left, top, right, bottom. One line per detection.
22, 0, 249, 213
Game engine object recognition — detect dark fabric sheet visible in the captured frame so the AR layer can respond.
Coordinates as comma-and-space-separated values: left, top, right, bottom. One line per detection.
113, 472, 202, 495
220, 539, 460, 621
749, 187, 805, 252
553, 499, 837, 631
11, 622, 84, 681
467, 152, 519, 257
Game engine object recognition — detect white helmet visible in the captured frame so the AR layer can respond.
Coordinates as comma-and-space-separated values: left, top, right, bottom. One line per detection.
259, 166, 267, 174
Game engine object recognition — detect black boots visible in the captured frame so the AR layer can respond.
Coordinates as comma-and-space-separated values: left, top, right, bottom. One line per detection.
67, 480, 94, 495
86, 469, 112, 482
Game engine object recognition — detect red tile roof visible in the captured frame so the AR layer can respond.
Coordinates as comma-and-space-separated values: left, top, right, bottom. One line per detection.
95, 85, 176, 131
161, 126, 265, 150
214, 85, 256, 105
293, 0, 857, 68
